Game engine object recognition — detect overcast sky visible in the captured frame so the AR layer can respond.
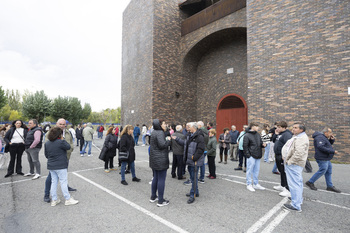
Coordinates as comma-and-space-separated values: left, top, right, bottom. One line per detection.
0, 0, 131, 112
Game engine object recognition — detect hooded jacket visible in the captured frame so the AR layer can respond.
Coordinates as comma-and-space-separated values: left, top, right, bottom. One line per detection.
312, 131, 335, 160
175, 129, 205, 167
243, 130, 264, 159
149, 119, 171, 170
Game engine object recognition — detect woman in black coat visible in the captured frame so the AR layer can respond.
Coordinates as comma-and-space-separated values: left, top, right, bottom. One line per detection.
4, 120, 28, 177
103, 127, 118, 172
149, 119, 171, 207
119, 125, 140, 185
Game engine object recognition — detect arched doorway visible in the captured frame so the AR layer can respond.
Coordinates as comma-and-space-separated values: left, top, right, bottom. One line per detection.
216, 94, 248, 140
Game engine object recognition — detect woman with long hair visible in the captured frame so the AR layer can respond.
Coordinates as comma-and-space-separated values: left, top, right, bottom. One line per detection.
103, 127, 118, 172
119, 125, 141, 185
4, 120, 28, 177
261, 124, 271, 162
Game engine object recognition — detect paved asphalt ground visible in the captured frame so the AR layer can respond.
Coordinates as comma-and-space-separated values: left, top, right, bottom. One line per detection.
1, 133, 349, 233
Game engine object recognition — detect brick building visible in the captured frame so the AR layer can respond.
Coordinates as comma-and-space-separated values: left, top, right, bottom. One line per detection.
121, 0, 350, 162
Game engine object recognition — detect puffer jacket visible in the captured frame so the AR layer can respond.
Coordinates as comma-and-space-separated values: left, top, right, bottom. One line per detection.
119, 133, 135, 162
149, 119, 171, 170
175, 129, 205, 167
312, 131, 335, 160
207, 136, 217, 157
103, 133, 118, 158
171, 131, 185, 155
243, 130, 264, 159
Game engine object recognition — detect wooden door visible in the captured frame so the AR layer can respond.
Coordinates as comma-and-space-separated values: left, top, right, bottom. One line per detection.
216, 107, 247, 140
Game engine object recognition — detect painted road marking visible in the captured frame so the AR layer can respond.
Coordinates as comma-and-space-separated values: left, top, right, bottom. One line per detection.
73, 172, 189, 233
261, 209, 290, 233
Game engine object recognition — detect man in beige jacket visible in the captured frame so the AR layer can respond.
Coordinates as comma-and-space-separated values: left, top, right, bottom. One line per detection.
281, 123, 309, 212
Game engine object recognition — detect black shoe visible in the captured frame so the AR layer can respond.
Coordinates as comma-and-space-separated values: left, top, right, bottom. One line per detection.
198, 179, 205, 184
17, 172, 24, 176
44, 195, 51, 203
234, 167, 243, 171
186, 193, 199, 197
305, 181, 317, 191
68, 187, 77, 192
125, 170, 130, 174
132, 177, 141, 182
187, 197, 195, 204
326, 186, 341, 193
149, 196, 158, 203
172, 174, 176, 178
4, 173, 12, 178
283, 204, 301, 212
157, 200, 169, 207
121, 180, 128, 185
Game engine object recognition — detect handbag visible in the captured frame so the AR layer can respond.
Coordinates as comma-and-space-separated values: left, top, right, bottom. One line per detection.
118, 151, 129, 160
99, 146, 108, 161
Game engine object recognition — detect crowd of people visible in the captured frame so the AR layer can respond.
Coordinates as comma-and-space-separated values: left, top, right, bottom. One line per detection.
0, 118, 342, 211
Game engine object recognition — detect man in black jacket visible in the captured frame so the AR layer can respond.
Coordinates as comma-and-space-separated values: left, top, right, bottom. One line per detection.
273, 121, 293, 197
171, 125, 186, 180
243, 122, 266, 192
173, 122, 205, 204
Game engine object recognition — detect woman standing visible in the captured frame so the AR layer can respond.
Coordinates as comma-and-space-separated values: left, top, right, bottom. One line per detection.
218, 128, 231, 164
149, 119, 171, 207
103, 127, 118, 172
261, 124, 271, 162
119, 125, 141, 185
45, 127, 78, 206
4, 120, 28, 177
207, 129, 217, 179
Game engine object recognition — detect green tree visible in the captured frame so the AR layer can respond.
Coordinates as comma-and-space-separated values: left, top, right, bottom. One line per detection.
6, 89, 22, 111
22, 90, 51, 122
87, 112, 102, 123
9, 110, 23, 121
115, 107, 121, 123
82, 103, 92, 120
68, 97, 83, 126
0, 86, 7, 110
50, 96, 70, 121
0, 104, 12, 121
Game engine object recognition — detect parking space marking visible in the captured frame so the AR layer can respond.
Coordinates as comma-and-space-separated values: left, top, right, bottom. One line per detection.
261, 209, 290, 233
246, 197, 289, 233
73, 172, 189, 233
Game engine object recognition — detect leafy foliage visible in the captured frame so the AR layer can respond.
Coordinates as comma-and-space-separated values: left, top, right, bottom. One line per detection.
0, 86, 7, 110
6, 89, 22, 111
22, 90, 51, 122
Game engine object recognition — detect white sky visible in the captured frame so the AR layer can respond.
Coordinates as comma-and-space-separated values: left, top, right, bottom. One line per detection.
0, 0, 131, 111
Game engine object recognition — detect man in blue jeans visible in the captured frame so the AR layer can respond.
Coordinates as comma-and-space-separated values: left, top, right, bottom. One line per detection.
305, 127, 341, 193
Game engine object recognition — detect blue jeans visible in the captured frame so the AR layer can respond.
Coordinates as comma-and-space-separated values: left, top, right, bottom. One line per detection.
82, 141, 92, 155
285, 164, 303, 210
50, 169, 70, 201
246, 156, 261, 185
308, 160, 333, 187
199, 151, 207, 180
263, 143, 270, 162
142, 135, 146, 145
272, 162, 278, 173
151, 169, 167, 203
134, 136, 139, 145
188, 165, 199, 197
121, 161, 136, 181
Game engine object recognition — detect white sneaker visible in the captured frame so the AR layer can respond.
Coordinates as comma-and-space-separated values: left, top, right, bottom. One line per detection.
51, 199, 61, 207
88, 154, 92, 157
149, 178, 153, 185
142, 144, 145, 146
32, 174, 41, 180
273, 185, 284, 191
279, 188, 291, 197
24, 173, 34, 177
65, 197, 79, 206
247, 184, 255, 192
253, 184, 266, 190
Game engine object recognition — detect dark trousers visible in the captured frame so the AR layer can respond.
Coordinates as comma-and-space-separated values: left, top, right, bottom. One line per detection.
80, 138, 85, 152
208, 156, 216, 178
238, 150, 247, 168
151, 169, 167, 203
276, 155, 289, 189
104, 156, 114, 169
76, 138, 80, 146
171, 154, 184, 179
7, 143, 25, 174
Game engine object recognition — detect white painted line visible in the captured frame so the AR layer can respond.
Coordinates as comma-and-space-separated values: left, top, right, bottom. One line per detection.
312, 199, 350, 210
246, 197, 288, 233
261, 209, 290, 233
73, 172, 189, 233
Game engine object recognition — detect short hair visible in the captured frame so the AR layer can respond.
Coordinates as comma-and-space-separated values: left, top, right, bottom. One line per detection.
188, 122, 198, 130
322, 127, 331, 133
293, 122, 306, 132
223, 127, 229, 133
249, 122, 259, 128
48, 127, 63, 141
277, 121, 288, 128
176, 125, 182, 132
231, 125, 236, 129
209, 128, 216, 135
208, 122, 213, 127
197, 121, 204, 127
29, 119, 38, 126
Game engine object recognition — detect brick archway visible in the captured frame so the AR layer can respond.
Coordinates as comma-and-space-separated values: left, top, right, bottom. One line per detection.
216, 94, 247, 140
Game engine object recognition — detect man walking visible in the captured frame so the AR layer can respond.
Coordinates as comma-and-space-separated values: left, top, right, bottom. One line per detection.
81, 122, 94, 156
282, 123, 309, 212
229, 125, 239, 161
305, 127, 341, 193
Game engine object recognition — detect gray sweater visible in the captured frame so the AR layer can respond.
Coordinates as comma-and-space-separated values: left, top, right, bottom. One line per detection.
45, 139, 71, 170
